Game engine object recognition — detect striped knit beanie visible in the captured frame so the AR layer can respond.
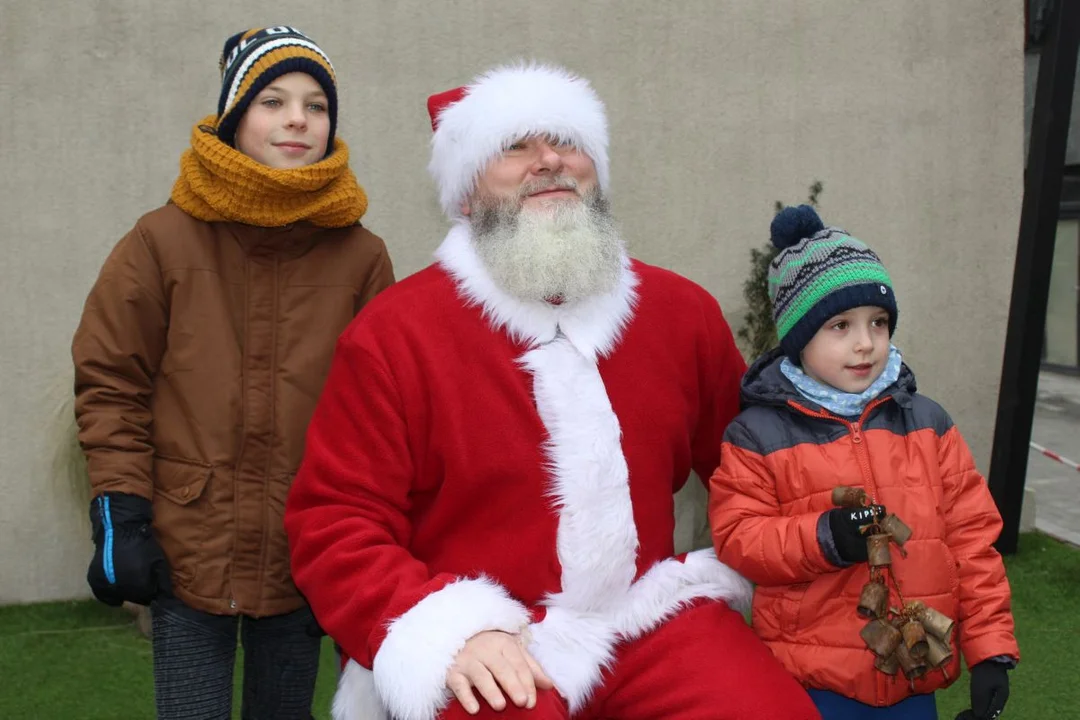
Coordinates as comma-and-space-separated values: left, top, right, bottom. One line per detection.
215, 27, 337, 151
768, 205, 897, 361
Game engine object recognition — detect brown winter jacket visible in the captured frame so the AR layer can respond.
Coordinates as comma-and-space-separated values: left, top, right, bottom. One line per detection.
73, 203, 394, 617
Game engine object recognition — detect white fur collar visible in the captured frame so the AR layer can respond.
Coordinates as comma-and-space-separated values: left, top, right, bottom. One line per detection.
434, 221, 639, 362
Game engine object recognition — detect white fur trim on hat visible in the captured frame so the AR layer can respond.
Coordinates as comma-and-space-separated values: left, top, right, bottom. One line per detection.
429, 62, 610, 219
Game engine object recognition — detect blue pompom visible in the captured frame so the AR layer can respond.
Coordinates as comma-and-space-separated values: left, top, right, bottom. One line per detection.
770, 204, 825, 250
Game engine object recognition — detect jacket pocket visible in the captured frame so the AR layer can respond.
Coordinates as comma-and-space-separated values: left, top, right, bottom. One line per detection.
152, 457, 213, 588
751, 582, 810, 640
796, 573, 847, 632
942, 541, 960, 591
154, 456, 211, 505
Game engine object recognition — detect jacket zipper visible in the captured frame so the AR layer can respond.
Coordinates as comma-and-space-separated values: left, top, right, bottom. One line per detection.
787, 395, 893, 704
786, 396, 891, 503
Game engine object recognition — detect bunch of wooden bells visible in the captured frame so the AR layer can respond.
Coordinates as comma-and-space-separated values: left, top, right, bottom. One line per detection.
832, 486, 957, 685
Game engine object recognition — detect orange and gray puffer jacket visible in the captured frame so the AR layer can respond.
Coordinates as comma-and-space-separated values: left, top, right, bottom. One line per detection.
708, 348, 1018, 707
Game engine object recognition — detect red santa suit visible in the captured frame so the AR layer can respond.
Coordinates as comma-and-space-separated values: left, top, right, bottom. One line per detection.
284, 64, 820, 720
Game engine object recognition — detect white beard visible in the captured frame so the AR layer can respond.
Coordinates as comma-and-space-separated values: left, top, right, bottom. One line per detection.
469, 189, 624, 304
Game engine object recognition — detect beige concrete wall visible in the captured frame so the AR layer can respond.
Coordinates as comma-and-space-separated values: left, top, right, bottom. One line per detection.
0, 1, 1024, 603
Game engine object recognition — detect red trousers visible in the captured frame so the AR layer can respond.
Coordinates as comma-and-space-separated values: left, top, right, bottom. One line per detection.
439, 600, 819, 720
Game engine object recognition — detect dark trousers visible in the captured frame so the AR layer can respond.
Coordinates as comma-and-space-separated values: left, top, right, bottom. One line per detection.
150, 596, 320, 720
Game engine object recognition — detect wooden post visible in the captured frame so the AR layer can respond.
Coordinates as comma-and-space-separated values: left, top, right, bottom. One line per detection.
988, 0, 1080, 554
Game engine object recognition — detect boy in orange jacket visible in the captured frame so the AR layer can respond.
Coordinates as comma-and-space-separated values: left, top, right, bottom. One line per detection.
709, 205, 1018, 720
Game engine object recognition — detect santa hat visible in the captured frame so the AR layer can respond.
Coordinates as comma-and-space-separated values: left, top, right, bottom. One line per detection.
427, 63, 611, 218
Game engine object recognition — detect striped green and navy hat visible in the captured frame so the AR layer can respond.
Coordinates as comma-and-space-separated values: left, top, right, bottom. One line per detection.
768, 205, 897, 361
215, 27, 337, 151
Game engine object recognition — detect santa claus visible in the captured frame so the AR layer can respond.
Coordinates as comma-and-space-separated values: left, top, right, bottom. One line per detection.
285, 63, 820, 720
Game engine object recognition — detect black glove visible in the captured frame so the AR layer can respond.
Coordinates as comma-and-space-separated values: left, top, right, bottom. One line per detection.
954, 660, 1010, 720
87, 492, 171, 606
826, 505, 886, 563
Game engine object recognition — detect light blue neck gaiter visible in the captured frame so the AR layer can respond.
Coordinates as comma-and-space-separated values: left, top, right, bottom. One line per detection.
780, 345, 903, 418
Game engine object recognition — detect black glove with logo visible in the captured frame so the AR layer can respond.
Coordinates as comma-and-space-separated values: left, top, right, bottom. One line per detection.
954, 660, 1010, 720
827, 505, 886, 563
87, 492, 171, 606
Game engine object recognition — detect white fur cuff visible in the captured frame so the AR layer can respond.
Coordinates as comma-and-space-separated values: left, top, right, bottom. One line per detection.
363, 576, 531, 720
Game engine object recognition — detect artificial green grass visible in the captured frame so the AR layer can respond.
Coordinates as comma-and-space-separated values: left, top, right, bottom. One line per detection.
0, 532, 1076, 718
933, 531, 1079, 718
0, 602, 339, 719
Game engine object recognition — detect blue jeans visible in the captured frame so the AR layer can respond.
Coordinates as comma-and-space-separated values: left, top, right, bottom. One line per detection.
808, 689, 938, 719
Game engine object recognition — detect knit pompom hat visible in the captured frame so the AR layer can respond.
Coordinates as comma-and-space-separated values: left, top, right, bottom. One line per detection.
768, 205, 898, 361
215, 26, 337, 151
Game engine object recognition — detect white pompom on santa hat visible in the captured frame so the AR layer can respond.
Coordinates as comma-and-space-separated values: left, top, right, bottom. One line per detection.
426, 62, 611, 219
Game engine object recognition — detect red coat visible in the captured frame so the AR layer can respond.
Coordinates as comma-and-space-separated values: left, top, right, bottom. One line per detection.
285, 224, 750, 720
709, 349, 1019, 707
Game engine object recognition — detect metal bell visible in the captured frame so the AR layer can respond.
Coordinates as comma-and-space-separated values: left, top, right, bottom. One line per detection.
926, 634, 954, 668
866, 532, 893, 567
918, 605, 955, 642
901, 618, 929, 659
832, 486, 869, 508
875, 651, 900, 676
879, 513, 912, 546
894, 638, 928, 680
861, 618, 903, 657
857, 578, 890, 619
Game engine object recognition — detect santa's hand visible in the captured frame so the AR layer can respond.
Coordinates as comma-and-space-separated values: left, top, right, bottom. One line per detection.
446, 630, 555, 715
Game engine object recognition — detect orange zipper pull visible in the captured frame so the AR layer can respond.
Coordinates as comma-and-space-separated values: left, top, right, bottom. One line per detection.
851, 422, 862, 444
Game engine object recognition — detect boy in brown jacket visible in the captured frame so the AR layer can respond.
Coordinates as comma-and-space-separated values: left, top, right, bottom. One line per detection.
72, 26, 393, 719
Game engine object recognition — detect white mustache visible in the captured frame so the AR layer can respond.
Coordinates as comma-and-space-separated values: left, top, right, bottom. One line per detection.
518, 177, 579, 198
